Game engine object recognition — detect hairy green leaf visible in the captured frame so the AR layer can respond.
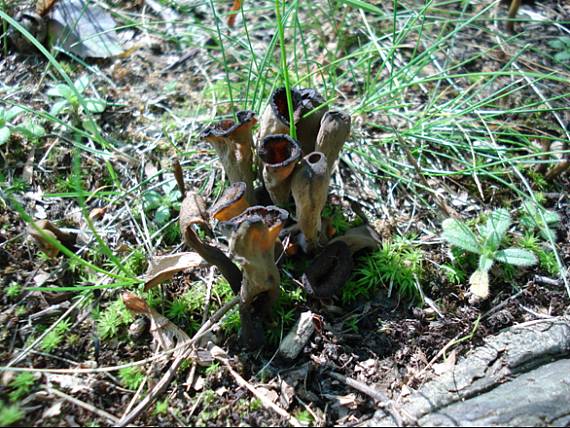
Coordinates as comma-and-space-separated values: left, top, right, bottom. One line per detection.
0, 127, 11, 145
495, 248, 538, 267
442, 218, 480, 254
482, 209, 511, 250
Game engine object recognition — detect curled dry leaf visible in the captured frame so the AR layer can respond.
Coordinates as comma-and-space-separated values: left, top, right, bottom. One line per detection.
27, 219, 76, 258
278, 310, 315, 360
48, 0, 124, 58
144, 252, 203, 290
123, 293, 190, 357
329, 224, 381, 254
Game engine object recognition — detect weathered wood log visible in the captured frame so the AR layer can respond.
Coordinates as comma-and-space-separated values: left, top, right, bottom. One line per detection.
368, 317, 570, 427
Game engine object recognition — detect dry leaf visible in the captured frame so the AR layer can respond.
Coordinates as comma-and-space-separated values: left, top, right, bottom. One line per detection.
47, 0, 124, 58
36, 0, 58, 16
28, 220, 76, 258
144, 252, 204, 290
88, 207, 107, 221
42, 400, 63, 419
227, 0, 241, 28
123, 293, 190, 357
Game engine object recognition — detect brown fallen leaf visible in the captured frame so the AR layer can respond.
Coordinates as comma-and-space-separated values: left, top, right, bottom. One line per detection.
123, 293, 191, 358
27, 220, 77, 258
144, 252, 204, 290
227, 0, 242, 28
88, 207, 107, 221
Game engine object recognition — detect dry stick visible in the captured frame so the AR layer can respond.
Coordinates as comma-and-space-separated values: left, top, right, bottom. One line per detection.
48, 387, 121, 424
117, 296, 239, 426
328, 371, 403, 427
172, 157, 186, 199
215, 356, 302, 427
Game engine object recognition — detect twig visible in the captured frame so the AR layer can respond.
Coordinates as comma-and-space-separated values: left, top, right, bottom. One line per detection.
173, 157, 186, 199
328, 371, 402, 427
48, 387, 120, 424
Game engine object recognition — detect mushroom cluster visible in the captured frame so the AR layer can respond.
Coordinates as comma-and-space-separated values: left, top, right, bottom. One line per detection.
176, 87, 377, 348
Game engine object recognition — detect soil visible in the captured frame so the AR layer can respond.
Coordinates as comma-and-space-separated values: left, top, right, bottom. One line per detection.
0, 0, 569, 426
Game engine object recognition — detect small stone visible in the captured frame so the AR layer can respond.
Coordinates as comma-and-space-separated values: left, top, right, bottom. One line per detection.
278, 311, 315, 360
128, 317, 148, 340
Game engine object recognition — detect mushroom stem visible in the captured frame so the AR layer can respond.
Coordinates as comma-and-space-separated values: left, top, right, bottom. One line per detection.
179, 192, 242, 294
291, 151, 330, 253
315, 110, 351, 174
201, 111, 257, 204
258, 134, 301, 207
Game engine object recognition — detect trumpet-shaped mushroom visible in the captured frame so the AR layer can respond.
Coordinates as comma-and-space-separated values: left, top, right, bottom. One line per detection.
302, 225, 381, 298
291, 151, 330, 253
259, 87, 328, 154
258, 134, 301, 207
209, 182, 249, 222
179, 191, 242, 294
315, 110, 351, 173
201, 110, 257, 203
223, 206, 288, 347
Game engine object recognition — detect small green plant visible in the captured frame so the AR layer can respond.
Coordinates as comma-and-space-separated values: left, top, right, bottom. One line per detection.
548, 36, 570, 63
442, 209, 537, 300
220, 307, 240, 335
5, 282, 22, 299
0, 105, 45, 145
294, 409, 314, 425
204, 361, 220, 376
142, 181, 182, 227
47, 76, 106, 117
118, 366, 145, 390
343, 237, 423, 304
153, 399, 169, 416
519, 200, 560, 241
0, 401, 23, 426
8, 372, 36, 402
41, 319, 72, 353
96, 299, 134, 339
518, 233, 560, 276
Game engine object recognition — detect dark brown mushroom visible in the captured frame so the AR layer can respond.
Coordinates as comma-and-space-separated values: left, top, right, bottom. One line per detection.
291, 151, 330, 253
315, 110, 351, 174
302, 225, 381, 299
201, 110, 257, 203
301, 241, 353, 299
258, 134, 301, 206
179, 191, 242, 294
223, 205, 289, 347
258, 87, 328, 154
